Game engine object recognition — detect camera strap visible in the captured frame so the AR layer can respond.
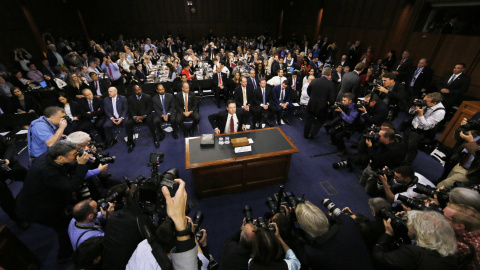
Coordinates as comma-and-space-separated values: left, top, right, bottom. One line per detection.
28, 117, 56, 158
74, 222, 102, 248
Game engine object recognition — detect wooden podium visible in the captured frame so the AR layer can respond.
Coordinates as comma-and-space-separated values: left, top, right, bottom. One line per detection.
439, 101, 480, 148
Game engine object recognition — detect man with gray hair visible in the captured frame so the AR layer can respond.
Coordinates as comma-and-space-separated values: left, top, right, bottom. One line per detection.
47, 44, 65, 69
28, 106, 68, 159
295, 201, 374, 269
16, 141, 91, 263
304, 67, 336, 139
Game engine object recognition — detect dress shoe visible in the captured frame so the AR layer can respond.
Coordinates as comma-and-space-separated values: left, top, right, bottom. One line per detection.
266, 121, 274, 127
173, 132, 179, 140
189, 129, 195, 137
336, 150, 347, 157
107, 139, 117, 148
154, 140, 160, 148
127, 142, 135, 153
283, 118, 291, 125
159, 132, 165, 141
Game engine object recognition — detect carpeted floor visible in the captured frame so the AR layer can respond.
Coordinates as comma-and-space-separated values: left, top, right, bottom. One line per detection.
0, 95, 445, 269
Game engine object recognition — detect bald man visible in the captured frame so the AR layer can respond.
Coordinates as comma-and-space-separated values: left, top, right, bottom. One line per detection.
103, 87, 128, 148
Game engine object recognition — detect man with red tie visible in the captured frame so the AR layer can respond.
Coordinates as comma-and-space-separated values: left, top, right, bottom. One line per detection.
212, 66, 228, 108
208, 100, 248, 134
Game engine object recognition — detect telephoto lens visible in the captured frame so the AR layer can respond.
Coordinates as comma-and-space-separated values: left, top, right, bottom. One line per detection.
243, 205, 254, 223
332, 160, 350, 169
322, 198, 343, 216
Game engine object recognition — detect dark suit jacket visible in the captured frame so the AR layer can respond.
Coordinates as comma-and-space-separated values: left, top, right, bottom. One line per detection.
331, 70, 343, 89
78, 97, 104, 120
46, 50, 60, 68
252, 87, 273, 106
385, 82, 406, 110
436, 73, 470, 97
88, 80, 109, 97
152, 93, 175, 117
11, 95, 40, 114
337, 71, 361, 101
175, 91, 198, 113
272, 85, 292, 110
393, 58, 413, 82
208, 109, 249, 133
271, 60, 280, 75
103, 95, 128, 119
127, 94, 153, 118
362, 100, 388, 127
247, 76, 260, 90
306, 76, 336, 116
408, 66, 433, 92
41, 65, 56, 77
60, 101, 82, 119
287, 76, 302, 91
212, 72, 228, 90
233, 86, 254, 107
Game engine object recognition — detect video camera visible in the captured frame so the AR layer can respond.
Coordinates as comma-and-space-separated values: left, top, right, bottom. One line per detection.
77, 148, 116, 165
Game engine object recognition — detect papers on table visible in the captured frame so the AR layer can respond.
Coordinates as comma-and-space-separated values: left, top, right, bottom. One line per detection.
234, 145, 252, 153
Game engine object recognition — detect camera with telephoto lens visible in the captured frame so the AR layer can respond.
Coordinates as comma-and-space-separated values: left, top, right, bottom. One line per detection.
284, 191, 305, 211
355, 100, 369, 109
193, 211, 204, 239
89, 140, 107, 150
253, 217, 276, 233
366, 125, 381, 133
458, 119, 480, 133
322, 198, 344, 216
266, 197, 277, 216
363, 132, 380, 142
63, 115, 73, 124
413, 183, 450, 208
0, 159, 11, 173
98, 191, 122, 211
243, 205, 254, 223
77, 148, 116, 165
332, 159, 351, 169
397, 194, 443, 213
412, 99, 427, 107
331, 102, 344, 110
373, 168, 395, 178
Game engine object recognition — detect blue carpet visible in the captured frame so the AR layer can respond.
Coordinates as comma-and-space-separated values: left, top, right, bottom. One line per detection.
0, 96, 445, 269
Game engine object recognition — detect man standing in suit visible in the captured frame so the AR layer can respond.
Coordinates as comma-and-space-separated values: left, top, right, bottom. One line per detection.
176, 82, 200, 137
288, 71, 302, 103
88, 72, 108, 98
152, 84, 178, 140
247, 70, 259, 91
392, 50, 413, 83
336, 62, 364, 101
436, 63, 471, 110
208, 100, 248, 134
272, 80, 293, 125
103, 87, 128, 148
78, 89, 106, 142
406, 58, 433, 101
304, 68, 336, 139
251, 79, 276, 128
125, 85, 156, 152
212, 66, 228, 108
234, 77, 254, 114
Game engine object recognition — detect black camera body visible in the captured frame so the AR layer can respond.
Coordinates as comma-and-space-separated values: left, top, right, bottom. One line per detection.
98, 191, 122, 211
0, 159, 11, 173
331, 102, 344, 110
397, 194, 443, 213
412, 99, 427, 107
363, 132, 380, 142
458, 119, 480, 133
413, 183, 450, 207
373, 168, 395, 178
63, 115, 73, 124
77, 148, 116, 165
243, 205, 254, 223
355, 100, 369, 109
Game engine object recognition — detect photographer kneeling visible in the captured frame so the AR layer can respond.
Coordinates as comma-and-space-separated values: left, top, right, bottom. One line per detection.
373, 210, 458, 269
375, 166, 436, 203
326, 93, 359, 156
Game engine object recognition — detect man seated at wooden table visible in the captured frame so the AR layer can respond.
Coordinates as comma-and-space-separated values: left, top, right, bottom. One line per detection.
208, 99, 249, 134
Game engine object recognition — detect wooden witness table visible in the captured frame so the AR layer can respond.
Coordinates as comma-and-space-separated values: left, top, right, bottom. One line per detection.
185, 127, 299, 198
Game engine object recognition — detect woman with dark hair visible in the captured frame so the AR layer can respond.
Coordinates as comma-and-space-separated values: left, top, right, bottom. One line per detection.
249, 224, 301, 269
300, 59, 311, 78
11, 87, 40, 115
381, 50, 396, 72
231, 72, 242, 89
57, 92, 81, 134
10, 70, 33, 91
256, 63, 266, 80
147, 50, 159, 65
66, 72, 86, 100
166, 63, 177, 82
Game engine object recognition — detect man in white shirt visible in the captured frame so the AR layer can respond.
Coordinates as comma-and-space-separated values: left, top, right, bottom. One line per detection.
208, 100, 248, 134
144, 38, 156, 53
267, 69, 287, 87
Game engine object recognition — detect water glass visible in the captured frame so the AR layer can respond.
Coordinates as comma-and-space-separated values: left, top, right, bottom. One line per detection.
218, 137, 224, 145
224, 136, 230, 144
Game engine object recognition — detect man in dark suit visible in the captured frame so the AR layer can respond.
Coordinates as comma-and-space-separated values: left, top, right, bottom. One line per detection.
331, 65, 344, 93
270, 55, 280, 76
152, 84, 178, 140
336, 62, 364, 101
234, 77, 254, 116
125, 85, 156, 152
78, 89, 106, 142
165, 38, 178, 56
406, 58, 433, 101
392, 50, 413, 83
377, 72, 407, 112
102, 87, 128, 148
115, 35, 125, 52
304, 68, 336, 139
212, 66, 228, 108
272, 80, 294, 125
251, 79, 276, 128
88, 72, 109, 98
176, 82, 200, 137
357, 94, 388, 128
436, 63, 471, 110
41, 59, 57, 77
247, 69, 259, 91
208, 100, 248, 134
287, 71, 302, 103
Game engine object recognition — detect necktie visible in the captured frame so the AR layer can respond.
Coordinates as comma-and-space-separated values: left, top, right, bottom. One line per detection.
55, 52, 64, 66
0, 106, 4, 115
293, 78, 296, 90
411, 68, 421, 86
184, 94, 188, 112
280, 89, 284, 102
89, 100, 94, 112
161, 95, 166, 115
218, 73, 222, 85
112, 98, 119, 118
230, 115, 234, 133
95, 81, 100, 95
108, 65, 113, 79
448, 75, 456, 85
243, 88, 247, 106
252, 78, 256, 88
262, 89, 266, 104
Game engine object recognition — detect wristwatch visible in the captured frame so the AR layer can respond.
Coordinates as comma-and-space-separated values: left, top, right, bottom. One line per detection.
175, 221, 193, 237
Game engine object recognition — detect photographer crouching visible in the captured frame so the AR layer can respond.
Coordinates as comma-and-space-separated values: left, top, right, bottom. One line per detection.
326, 93, 359, 156
15, 141, 91, 263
